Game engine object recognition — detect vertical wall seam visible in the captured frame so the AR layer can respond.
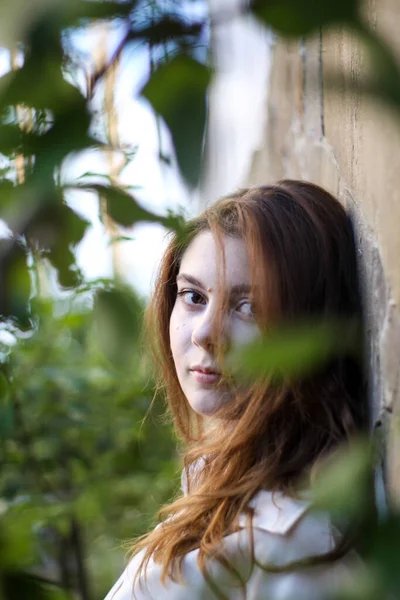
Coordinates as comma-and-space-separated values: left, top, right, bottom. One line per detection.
300, 37, 306, 127
319, 27, 325, 139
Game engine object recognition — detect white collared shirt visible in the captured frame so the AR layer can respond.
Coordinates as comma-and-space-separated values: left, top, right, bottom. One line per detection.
104, 488, 356, 600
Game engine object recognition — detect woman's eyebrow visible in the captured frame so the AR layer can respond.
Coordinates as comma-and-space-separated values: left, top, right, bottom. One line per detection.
176, 273, 251, 295
177, 273, 205, 289
230, 283, 252, 296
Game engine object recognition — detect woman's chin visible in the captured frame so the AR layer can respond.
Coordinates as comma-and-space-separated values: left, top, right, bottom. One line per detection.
187, 391, 233, 417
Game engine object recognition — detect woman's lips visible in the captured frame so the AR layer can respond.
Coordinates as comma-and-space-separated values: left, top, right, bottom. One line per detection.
190, 368, 221, 384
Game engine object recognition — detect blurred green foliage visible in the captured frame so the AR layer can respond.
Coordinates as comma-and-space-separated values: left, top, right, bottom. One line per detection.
0, 290, 179, 599
228, 318, 362, 382
141, 54, 211, 188
251, 0, 359, 36
0, 0, 399, 599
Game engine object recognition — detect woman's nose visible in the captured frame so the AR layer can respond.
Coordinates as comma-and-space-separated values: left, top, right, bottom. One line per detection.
191, 307, 229, 351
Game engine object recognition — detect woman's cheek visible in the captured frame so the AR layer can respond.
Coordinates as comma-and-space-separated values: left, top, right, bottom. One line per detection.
169, 308, 190, 354
231, 319, 260, 348
169, 307, 181, 356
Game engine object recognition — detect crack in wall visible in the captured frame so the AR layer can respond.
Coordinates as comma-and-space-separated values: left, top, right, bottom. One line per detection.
300, 37, 307, 125
319, 28, 325, 139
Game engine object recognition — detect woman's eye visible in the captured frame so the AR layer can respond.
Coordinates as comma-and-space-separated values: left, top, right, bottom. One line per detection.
236, 300, 255, 317
177, 290, 205, 306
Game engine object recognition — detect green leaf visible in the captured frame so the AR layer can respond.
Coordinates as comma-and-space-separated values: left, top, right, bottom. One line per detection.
26, 195, 88, 247
0, 34, 66, 112
130, 15, 203, 46
0, 46, 88, 118
311, 438, 375, 518
0, 513, 37, 569
250, 0, 359, 36
0, 372, 9, 400
73, 490, 101, 524
141, 54, 211, 188
0, 240, 31, 329
0, 180, 16, 214
0, 125, 24, 156
30, 99, 93, 181
25, 195, 90, 289
77, 183, 186, 234
93, 286, 143, 367
97, 185, 160, 226
3, 571, 67, 600
328, 21, 400, 119
0, 69, 93, 179
228, 318, 361, 382
366, 515, 400, 596
63, 0, 133, 27
0, 372, 13, 438
108, 235, 135, 245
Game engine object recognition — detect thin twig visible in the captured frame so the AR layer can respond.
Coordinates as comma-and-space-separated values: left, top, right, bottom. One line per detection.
88, 25, 131, 98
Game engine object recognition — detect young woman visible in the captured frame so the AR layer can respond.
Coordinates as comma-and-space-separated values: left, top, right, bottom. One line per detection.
105, 180, 368, 600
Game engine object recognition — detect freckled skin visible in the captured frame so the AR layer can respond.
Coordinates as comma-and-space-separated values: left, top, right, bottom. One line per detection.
169, 231, 260, 416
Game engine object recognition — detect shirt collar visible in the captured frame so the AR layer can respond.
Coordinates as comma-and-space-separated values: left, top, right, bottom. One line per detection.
237, 490, 312, 535
182, 468, 312, 536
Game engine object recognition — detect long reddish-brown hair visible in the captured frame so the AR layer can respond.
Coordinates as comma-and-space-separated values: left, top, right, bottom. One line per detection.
132, 180, 368, 586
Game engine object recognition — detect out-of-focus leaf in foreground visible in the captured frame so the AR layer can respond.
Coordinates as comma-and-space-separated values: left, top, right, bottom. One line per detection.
75, 183, 186, 235
364, 514, 400, 598
251, 0, 359, 36
26, 197, 90, 289
311, 438, 375, 518
326, 21, 400, 121
129, 15, 203, 46
0, 240, 31, 329
63, 0, 133, 27
141, 54, 211, 188
0, 515, 69, 599
3, 572, 68, 600
0, 372, 13, 439
228, 318, 361, 382
92, 286, 143, 367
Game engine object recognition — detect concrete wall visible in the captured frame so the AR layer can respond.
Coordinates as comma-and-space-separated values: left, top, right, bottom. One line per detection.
247, 1, 400, 502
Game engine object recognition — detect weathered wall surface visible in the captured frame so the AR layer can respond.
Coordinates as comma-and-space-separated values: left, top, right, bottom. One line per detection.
247, 1, 400, 501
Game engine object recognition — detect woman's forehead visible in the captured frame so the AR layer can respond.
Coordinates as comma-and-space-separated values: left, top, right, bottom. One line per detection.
178, 231, 251, 289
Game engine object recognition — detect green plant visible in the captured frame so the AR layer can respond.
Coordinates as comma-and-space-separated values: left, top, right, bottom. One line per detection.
1, 0, 399, 598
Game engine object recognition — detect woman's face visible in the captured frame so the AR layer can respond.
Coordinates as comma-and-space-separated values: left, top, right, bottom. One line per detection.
169, 231, 260, 416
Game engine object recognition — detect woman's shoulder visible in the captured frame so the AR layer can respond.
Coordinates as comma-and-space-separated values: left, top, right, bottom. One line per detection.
233, 488, 343, 567
219, 491, 355, 599
240, 489, 314, 534
240, 490, 338, 562
104, 491, 351, 600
